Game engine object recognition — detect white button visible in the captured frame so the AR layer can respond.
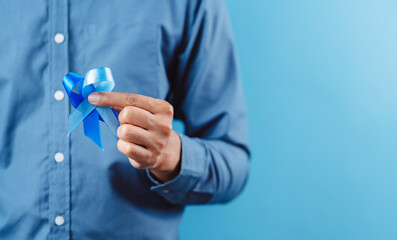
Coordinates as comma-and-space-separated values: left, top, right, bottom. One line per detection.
54, 152, 64, 163
54, 216, 64, 226
162, 189, 170, 194
54, 90, 64, 101
54, 33, 65, 44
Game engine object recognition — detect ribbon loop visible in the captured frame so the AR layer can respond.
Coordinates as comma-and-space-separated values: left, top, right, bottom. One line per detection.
63, 67, 120, 150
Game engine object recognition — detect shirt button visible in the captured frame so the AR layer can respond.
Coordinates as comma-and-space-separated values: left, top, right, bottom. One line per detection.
162, 189, 170, 194
54, 90, 64, 101
54, 216, 64, 226
54, 152, 64, 163
54, 33, 65, 44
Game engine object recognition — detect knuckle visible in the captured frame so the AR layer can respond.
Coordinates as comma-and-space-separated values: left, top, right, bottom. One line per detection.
118, 110, 126, 123
151, 144, 162, 156
118, 140, 133, 158
125, 95, 137, 106
165, 104, 174, 116
129, 159, 145, 170
158, 123, 172, 136
118, 125, 129, 138
156, 138, 167, 150
120, 125, 129, 137
127, 108, 137, 123
160, 140, 167, 149
148, 100, 157, 110
99, 93, 108, 104
157, 100, 174, 115
131, 152, 157, 169
147, 115, 155, 128
119, 108, 132, 123
125, 143, 135, 156
149, 155, 160, 166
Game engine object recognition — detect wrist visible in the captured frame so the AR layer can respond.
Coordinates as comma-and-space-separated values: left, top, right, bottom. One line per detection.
149, 131, 182, 182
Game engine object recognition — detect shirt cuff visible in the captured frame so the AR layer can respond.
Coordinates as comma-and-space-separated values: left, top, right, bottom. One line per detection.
146, 134, 206, 204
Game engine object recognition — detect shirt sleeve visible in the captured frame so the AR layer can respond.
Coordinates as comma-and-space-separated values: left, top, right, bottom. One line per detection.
146, 0, 250, 205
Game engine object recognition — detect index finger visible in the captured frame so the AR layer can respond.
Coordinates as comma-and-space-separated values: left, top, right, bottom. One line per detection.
88, 91, 159, 113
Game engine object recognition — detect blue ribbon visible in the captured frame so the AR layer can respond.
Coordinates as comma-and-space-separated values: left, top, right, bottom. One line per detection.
62, 67, 120, 150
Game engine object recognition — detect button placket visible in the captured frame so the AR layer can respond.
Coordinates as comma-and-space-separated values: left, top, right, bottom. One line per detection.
48, 0, 70, 238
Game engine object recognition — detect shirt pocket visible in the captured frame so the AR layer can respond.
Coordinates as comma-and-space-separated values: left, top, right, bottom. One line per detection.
69, 20, 160, 98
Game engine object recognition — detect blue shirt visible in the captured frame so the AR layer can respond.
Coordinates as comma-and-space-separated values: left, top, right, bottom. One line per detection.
0, 0, 249, 239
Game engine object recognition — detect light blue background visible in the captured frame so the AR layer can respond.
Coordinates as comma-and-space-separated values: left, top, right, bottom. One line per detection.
179, 0, 397, 239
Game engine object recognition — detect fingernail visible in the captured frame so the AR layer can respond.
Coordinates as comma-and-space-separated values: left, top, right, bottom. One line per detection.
88, 93, 100, 103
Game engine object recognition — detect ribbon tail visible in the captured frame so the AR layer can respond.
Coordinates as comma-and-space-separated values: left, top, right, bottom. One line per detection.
96, 107, 120, 139
68, 99, 96, 135
84, 110, 103, 150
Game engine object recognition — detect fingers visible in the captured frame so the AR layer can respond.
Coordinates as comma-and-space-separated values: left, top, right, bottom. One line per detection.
117, 140, 155, 169
88, 92, 162, 114
117, 124, 153, 148
91, 91, 177, 172
118, 106, 154, 130
118, 106, 172, 134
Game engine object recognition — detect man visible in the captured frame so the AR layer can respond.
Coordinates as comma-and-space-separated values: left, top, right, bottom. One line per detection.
0, 0, 249, 239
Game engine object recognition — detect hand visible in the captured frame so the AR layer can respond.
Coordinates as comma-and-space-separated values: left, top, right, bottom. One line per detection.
88, 91, 181, 182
